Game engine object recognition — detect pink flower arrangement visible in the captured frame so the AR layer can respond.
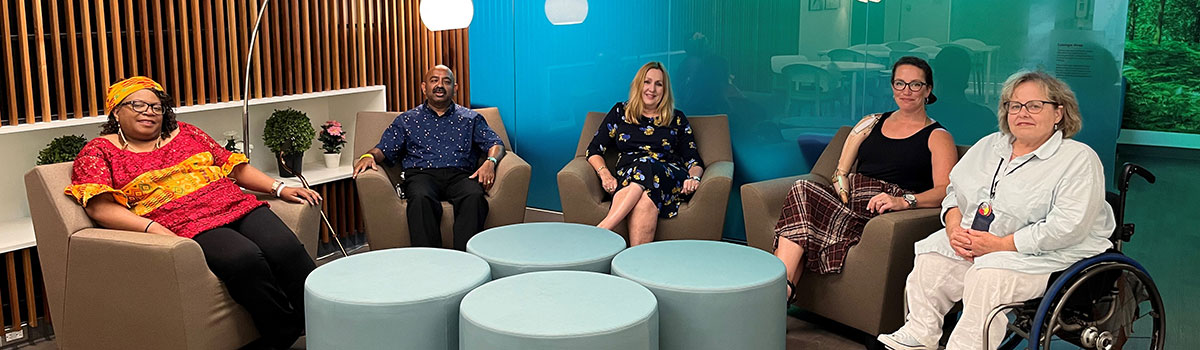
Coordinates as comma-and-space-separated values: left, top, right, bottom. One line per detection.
319, 120, 348, 154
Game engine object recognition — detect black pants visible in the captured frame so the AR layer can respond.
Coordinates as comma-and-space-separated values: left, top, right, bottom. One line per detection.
193, 206, 316, 350
404, 168, 489, 250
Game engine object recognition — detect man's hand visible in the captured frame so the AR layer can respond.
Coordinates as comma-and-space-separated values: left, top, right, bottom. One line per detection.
353, 156, 377, 179
469, 160, 497, 190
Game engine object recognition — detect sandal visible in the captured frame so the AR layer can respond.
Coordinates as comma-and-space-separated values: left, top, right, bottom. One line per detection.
786, 280, 799, 306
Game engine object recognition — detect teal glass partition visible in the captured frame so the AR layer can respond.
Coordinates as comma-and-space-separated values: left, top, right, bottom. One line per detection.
471, 0, 1125, 240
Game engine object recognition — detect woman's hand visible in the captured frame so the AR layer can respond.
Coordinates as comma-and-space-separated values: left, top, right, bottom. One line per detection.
681, 178, 700, 194
146, 222, 177, 236
279, 186, 323, 206
946, 225, 974, 262
600, 172, 618, 193
965, 230, 1016, 257
867, 193, 907, 213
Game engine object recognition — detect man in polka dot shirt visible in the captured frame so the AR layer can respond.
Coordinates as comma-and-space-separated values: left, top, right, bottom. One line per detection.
354, 65, 506, 250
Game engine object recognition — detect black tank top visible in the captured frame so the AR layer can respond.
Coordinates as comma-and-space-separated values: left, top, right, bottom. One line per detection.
856, 111, 943, 192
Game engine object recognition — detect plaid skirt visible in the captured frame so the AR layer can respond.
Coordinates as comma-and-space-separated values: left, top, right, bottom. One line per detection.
773, 173, 906, 274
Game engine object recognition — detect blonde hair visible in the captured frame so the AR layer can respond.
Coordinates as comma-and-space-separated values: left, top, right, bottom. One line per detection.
996, 70, 1082, 138
624, 62, 675, 127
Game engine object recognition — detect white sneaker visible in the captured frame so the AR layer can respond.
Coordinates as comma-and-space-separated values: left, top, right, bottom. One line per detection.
877, 330, 929, 350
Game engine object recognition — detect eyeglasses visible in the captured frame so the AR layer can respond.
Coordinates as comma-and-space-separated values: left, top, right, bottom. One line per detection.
1003, 100, 1059, 114
892, 80, 928, 92
120, 100, 166, 115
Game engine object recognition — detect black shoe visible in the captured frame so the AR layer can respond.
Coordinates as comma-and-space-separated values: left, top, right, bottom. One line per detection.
786, 280, 799, 306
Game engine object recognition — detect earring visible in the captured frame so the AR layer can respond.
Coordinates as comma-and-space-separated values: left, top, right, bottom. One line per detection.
117, 120, 130, 148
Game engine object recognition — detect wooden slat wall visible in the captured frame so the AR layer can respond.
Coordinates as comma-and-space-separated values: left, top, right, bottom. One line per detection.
0, 248, 48, 331
1, 0, 470, 127
315, 178, 365, 249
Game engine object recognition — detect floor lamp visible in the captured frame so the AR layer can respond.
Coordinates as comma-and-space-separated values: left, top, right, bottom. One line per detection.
242, 0, 348, 257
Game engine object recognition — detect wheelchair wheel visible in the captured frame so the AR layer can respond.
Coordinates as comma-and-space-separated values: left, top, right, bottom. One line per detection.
1035, 260, 1165, 350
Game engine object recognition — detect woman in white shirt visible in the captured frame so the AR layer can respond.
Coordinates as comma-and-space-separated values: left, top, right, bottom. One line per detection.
877, 71, 1115, 350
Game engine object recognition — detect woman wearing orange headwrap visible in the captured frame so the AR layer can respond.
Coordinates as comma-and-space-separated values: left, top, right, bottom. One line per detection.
67, 77, 320, 349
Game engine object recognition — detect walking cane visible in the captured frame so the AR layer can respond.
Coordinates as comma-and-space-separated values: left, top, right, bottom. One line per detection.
278, 153, 349, 258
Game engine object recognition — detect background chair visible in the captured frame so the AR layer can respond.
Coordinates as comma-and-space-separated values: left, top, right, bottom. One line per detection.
24, 162, 321, 350
781, 62, 845, 116
352, 107, 531, 250
827, 48, 870, 63
557, 113, 733, 243
740, 126, 968, 336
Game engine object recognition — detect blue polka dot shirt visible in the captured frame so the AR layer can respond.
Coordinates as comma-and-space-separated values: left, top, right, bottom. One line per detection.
375, 103, 504, 170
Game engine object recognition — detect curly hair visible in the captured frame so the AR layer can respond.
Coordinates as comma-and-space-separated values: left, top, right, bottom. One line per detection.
100, 89, 178, 140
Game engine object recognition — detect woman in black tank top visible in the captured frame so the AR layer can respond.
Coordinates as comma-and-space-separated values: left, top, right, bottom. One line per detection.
774, 57, 960, 304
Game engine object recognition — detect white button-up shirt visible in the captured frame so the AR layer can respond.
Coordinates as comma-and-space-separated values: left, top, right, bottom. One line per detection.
913, 131, 1115, 274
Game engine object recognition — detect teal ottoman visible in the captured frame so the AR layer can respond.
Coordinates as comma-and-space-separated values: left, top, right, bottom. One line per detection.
466, 222, 626, 279
305, 248, 491, 350
611, 240, 786, 350
459, 271, 658, 350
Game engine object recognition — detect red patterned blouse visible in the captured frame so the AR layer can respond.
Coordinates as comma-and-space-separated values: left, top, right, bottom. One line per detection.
65, 122, 266, 238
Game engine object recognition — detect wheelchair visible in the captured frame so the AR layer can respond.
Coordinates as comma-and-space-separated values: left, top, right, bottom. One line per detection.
975, 162, 1166, 350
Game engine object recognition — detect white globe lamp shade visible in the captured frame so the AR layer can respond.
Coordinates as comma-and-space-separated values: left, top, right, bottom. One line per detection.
420, 0, 474, 31
545, 0, 588, 25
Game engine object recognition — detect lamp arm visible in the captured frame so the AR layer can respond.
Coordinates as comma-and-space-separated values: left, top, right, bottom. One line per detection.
241, 0, 271, 160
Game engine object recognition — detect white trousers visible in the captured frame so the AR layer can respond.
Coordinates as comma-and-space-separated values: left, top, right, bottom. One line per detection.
898, 253, 1050, 350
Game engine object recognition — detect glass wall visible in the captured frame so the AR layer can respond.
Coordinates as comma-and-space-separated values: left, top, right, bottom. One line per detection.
471, 0, 1127, 239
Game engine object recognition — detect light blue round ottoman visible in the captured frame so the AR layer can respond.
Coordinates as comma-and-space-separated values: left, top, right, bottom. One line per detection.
305, 248, 491, 350
459, 271, 658, 350
611, 240, 786, 350
466, 222, 626, 279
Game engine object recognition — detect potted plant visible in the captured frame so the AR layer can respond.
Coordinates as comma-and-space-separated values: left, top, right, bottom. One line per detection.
263, 108, 316, 177
36, 134, 88, 165
318, 120, 348, 168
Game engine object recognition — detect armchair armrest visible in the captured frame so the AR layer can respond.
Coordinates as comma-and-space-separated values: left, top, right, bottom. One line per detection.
690, 161, 734, 205
487, 152, 532, 199
557, 157, 606, 206
741, 173, 826, 252
485, 152, 532, 227
63, 228, 243, 349
354, 168, 409, 248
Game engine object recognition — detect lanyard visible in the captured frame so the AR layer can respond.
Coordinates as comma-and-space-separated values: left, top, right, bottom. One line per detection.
989, 156, 1033, 199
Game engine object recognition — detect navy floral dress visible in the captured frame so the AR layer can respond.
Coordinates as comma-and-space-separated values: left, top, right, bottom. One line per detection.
587, 102, 704, 218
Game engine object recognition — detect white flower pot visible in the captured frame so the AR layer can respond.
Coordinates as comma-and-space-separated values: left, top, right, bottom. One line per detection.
324, 153, 341, 168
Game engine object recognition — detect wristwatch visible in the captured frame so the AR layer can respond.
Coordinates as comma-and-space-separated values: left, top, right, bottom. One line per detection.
903, 193, 917, 208
688, 175, 701, 181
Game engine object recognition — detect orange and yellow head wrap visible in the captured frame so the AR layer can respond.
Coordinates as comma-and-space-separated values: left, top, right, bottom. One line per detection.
105, 76, 165, 114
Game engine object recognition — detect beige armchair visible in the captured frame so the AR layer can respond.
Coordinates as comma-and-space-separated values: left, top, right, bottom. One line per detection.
557, 112, 734, 243
24, 161, 320, 350
352, 107, 532, 250
740, 126, 967, 336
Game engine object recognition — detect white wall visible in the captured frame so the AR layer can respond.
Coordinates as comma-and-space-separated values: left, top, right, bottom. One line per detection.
0, 87, 387, 222
798, 1, 852, 59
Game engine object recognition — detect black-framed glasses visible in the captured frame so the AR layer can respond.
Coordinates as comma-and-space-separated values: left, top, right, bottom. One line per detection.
1003, 100, 1059, 114
892, 80, 928, 92
120, 100, 166, 114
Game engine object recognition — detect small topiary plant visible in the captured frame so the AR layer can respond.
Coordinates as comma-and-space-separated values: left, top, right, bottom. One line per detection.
36, 134, 88, 165
263, 108, 316, 156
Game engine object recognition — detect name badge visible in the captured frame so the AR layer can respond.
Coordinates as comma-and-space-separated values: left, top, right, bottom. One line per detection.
971, 201, 994, 232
